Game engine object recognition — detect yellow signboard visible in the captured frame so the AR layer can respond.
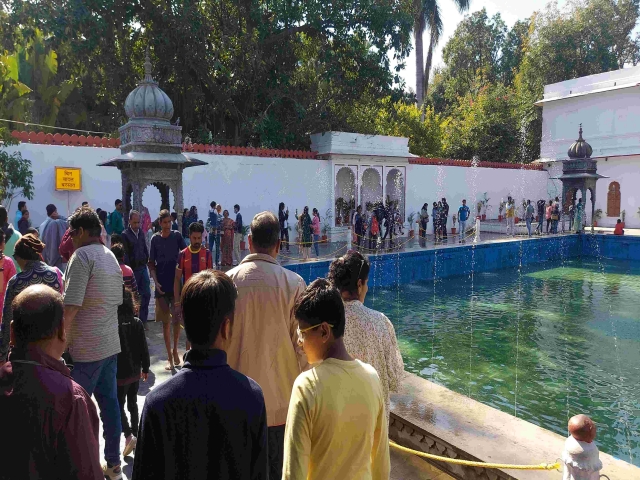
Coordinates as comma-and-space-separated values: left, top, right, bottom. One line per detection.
55, 167, 82, 191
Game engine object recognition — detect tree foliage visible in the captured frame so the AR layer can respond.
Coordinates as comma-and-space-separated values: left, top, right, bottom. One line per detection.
0, 127, 34, 211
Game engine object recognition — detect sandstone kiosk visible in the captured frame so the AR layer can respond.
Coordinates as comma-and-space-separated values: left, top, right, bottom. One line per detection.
553, 126, 606, 233
100, 49, 206, 226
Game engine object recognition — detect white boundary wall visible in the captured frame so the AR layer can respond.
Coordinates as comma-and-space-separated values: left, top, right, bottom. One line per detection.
6, 143, 552, 231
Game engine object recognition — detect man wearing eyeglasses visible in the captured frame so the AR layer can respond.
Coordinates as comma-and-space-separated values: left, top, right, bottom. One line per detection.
226, 211, 306, 480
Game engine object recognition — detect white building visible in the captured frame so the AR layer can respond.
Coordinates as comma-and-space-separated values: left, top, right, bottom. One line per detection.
536, 66, 640, 228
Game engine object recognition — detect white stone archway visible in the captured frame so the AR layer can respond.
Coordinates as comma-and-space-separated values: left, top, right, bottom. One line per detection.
360, 167, 383, 212
385, 167, 405, 221
335, 166, 357, 226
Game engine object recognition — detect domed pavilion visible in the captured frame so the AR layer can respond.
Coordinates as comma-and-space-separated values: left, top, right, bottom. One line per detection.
99, 48, 206, 225
554, 125, 607, 230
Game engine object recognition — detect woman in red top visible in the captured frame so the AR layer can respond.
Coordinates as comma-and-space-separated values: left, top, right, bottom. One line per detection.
545, 201, 553, 234
613, 219, 625, 236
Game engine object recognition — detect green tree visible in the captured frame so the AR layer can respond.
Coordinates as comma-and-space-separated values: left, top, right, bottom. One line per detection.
412, 0, 470, 109
345, 95, 442, 156
442, 81, 519, 162
0, 52, 31, 121
0, 127, 34, 211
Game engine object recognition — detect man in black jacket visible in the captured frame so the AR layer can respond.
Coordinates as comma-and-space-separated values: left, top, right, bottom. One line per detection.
441, 198, 450, 240
278, 202, 290, 252
121, 210, 151, 327
133, 270, 268, 480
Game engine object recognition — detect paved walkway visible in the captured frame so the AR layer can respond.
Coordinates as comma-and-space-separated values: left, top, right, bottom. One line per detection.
98, 320, 450, 479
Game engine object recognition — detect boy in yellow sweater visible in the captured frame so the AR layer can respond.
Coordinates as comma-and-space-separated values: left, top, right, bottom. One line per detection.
282, 279, 389, 480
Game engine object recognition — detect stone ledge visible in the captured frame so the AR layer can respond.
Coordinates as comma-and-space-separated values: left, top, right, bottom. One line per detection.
390, 373, 640, 480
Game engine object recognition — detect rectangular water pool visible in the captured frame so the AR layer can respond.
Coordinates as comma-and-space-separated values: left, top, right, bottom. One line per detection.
365, 258, 640, 465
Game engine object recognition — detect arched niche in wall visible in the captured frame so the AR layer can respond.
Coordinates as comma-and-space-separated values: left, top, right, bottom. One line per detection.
360, 167, 383, 214
385, 167, 405, 221
607, 181, 621, 217
335, 166, 357, 226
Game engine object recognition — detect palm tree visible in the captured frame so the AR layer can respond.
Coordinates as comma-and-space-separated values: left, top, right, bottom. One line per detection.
413, 0, 470, 109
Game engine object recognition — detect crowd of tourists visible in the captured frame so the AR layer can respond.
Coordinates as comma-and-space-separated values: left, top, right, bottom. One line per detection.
0, 200, 405, 479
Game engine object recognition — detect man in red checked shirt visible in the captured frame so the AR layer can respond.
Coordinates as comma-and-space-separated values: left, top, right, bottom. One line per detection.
174, 221, 213, 353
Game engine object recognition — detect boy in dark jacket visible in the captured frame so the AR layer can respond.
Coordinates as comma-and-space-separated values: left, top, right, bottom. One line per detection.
117, 287, 150, 457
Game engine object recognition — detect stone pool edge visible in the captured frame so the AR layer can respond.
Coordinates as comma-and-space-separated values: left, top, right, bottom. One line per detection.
390, 373, 640, 480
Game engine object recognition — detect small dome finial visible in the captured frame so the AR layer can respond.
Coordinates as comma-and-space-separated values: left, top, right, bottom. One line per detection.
144, 46, 153, 82
578, 123, 583, 140
567, 124, 592, 159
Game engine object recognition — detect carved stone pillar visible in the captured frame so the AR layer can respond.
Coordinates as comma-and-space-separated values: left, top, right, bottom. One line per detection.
175, 169, 185, 228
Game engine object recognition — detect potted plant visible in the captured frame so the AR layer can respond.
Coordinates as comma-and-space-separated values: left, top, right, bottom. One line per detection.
480, 193, 490, 221
451, 214, 458, 235
498, 201, 506, 222
593, 208, 603, 227
240, 225, 250, 250
407, 211, 417, 237
345, 197, 355, 225
322, 209, 332, 242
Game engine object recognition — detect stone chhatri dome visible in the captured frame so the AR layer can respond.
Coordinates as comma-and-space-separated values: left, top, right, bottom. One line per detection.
567, 124, 593, 159
124, 48, 174, 122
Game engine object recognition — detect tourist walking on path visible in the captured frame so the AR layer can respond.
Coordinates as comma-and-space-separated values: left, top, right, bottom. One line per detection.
174, 221, 213, 353
208, 201, 220, 266
133, 270, 268, 480
0, 205, 21, 270
0, 234, 63, 363
14, 201, 27, 228
283, 279, 389, 480
505, 197, 516, 237
545, 200, 553, 234
535, 199, 546, 235
0, 285, 103, 479
369, 207, 380, 251
0, 230, 17, 329
381, 202, 394, 248
432, 202, 439, 240
441, 198, 450, 240
354, 205, 365, 248
328, 251, 404, 417
107, 199, 125, 239
17, 209, 30, 235
220, 210, 235, 266
296, 206, 312, 260
312, 208, 321, 257
551, 201, 560, 234
226, 212, 306, 479
149, 210, 187, 371
111, 243, 138, 295
419, 203, 429, 247
458, 200, 470, 243
574, 199, 584, 233
121, 210, 150, 326
181, 208, 190, 239
233, 204, 243, 265
569, 199, 576, 231
116, 287, 149, 458
279, 202, 290, 252
525, 200, 535, 237
40, 204, 68, 271
170, 211, 179, 232
63, 206, 124, 480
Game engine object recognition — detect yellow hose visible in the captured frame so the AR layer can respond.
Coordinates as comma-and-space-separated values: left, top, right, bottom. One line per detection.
389, 441, 561, 471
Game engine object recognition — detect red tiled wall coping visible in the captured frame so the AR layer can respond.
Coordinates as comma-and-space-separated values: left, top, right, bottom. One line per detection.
410, 157, 544, 170
8, 131, 544, 169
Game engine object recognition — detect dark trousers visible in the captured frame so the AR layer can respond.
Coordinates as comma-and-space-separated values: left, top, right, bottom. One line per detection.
382, 225, 393, 245
133, 268, 151, 324
268, 424, 285, 480
546, 219, 551, 233
117, 380, 139, 438
535, 219, 544, 234
355, 228, 363, 246
369, 234, 378, 250
442, 217, 448, 238
280, 227, 289, 251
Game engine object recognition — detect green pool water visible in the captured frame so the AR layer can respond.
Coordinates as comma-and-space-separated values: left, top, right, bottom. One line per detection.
365, 258, 640, 465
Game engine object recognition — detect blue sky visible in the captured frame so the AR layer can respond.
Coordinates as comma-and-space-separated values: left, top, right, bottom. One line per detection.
397, 0, 569, 91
